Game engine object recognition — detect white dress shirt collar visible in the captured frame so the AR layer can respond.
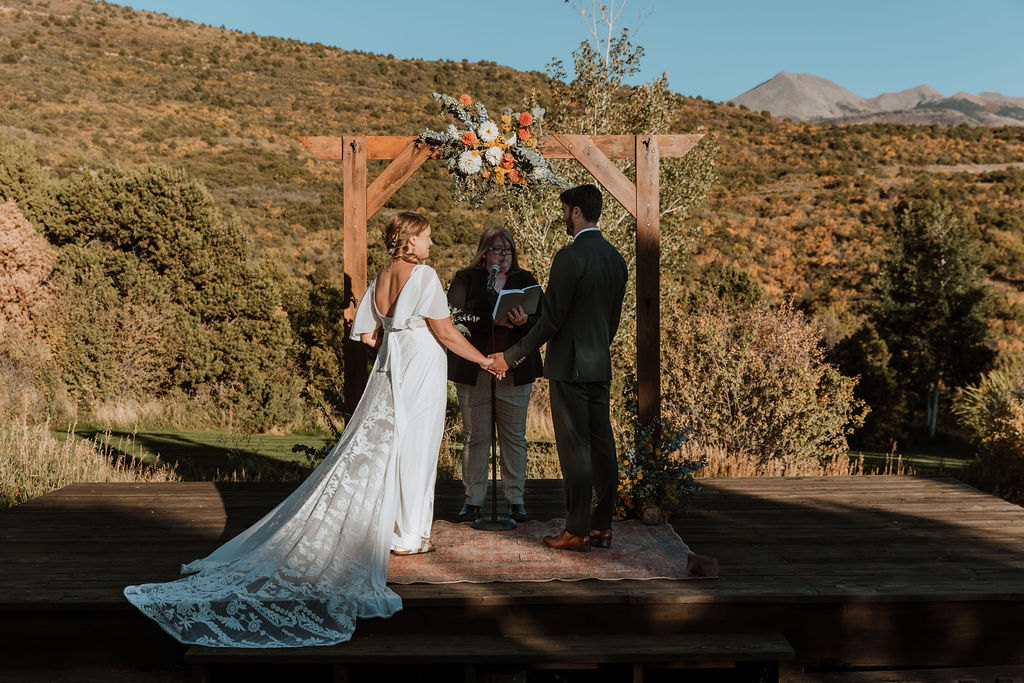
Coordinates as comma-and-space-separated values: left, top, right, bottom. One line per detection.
573, 226, 600, 240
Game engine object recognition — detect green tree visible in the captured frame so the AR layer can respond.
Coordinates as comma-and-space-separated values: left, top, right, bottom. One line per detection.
50, 166, 303, 429
0, 138, 60, 234
872, 199, 995, 437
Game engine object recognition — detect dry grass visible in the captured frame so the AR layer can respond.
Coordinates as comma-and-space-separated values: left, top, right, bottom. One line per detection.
525, 379, 555, 442
91, 397, 170, 430
0, 419, 179, 509
689, 440, 913, 478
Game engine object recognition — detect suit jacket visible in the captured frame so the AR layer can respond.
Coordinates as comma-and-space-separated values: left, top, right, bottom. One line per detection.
504, 231, 627, 382
447, 267, 544, 386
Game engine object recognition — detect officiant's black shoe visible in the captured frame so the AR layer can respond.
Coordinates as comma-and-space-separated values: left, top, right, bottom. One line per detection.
458, 504, 481, 522
509, 504, 527, 522
589, 528, 612, 548
543, 530, 590, 552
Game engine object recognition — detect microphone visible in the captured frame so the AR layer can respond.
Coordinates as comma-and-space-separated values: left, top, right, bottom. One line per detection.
486, 264, 499, 292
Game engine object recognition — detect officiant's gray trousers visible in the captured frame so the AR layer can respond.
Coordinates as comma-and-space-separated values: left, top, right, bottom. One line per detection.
457, 370, 532, 506
549, 379, 616, 537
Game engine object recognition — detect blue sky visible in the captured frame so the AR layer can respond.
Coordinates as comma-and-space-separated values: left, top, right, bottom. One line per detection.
113, 1, 1024, 102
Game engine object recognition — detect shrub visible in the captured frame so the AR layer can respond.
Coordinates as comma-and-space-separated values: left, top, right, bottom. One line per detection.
0, 200, 56, 329
0, 138, 60, 234
656, 295, 866, 473
955, 367, 1024, 502
49, 166, 303, 430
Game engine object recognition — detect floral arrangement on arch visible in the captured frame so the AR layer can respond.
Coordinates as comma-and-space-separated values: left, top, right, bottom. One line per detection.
419, 92, 564, 206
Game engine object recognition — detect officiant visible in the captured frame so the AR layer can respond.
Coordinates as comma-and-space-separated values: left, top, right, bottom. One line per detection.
447, 226, 544, 524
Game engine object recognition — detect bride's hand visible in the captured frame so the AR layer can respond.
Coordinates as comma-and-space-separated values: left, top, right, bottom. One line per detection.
479, 356, 494, 370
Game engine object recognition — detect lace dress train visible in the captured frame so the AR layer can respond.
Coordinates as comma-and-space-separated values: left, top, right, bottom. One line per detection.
124, 265, 450, 647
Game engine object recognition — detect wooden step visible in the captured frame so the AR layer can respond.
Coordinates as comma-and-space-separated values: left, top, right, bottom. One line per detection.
186, 631, 795, 666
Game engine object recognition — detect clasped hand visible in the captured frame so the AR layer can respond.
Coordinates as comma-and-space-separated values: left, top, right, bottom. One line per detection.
478, 352, 509, 380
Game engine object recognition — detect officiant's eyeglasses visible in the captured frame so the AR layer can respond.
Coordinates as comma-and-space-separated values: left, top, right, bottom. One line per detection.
488, 247, 513, 255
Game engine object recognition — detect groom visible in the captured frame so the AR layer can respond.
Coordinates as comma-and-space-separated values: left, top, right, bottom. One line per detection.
490, 184, 627, 552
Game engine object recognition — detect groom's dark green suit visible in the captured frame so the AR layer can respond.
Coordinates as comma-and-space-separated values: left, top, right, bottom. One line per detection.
503, 229, 628, 537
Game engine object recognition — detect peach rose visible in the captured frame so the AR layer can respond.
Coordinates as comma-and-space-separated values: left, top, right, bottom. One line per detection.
459, 94, 472, 106
461, 131, 478, 146
501, 153, 515, 169
518, 112, 533, 126
518, 127, 530, 140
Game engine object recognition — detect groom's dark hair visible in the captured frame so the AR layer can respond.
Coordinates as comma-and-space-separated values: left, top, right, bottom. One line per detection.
560, 184, 602, 224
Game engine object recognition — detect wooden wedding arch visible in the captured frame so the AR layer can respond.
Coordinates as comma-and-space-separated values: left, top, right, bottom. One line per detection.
299, 133, 703, 427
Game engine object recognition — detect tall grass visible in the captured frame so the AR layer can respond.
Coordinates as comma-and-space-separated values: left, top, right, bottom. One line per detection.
0, 419, 179, 509
688, 440, 912, 477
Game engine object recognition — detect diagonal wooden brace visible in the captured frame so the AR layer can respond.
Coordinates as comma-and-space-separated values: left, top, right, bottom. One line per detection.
549, 134, 638, 219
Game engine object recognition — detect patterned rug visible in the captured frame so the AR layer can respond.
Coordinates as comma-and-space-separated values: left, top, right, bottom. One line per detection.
386, 518, 715, 584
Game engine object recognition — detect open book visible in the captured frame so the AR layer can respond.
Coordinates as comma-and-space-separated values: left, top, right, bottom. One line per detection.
492, 284, 542, 321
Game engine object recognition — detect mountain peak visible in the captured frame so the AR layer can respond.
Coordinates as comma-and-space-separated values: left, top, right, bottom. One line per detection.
730, 74, 1022, 126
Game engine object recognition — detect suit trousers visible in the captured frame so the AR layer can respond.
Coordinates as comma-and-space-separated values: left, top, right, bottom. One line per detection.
549, 379, 617, 537
456, 370, 532, 506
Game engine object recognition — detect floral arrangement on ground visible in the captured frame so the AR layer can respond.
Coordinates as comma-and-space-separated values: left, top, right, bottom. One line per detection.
615, 417, 706, 521
420, 92, 564, 206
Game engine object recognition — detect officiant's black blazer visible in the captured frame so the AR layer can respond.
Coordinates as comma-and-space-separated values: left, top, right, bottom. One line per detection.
446, 267, 544, 387
503, 231, 627, 382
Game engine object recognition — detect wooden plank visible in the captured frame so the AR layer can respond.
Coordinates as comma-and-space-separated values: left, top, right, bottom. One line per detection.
549, 134, 637, 218
342, 135, 369, 413
635, 134, 661, 428
365, 139, 434, 219
299, 135, 343, 160
185, 632, 794, 664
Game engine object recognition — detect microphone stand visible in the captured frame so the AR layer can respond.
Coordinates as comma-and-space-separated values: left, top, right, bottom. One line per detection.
471, 270, 517, 532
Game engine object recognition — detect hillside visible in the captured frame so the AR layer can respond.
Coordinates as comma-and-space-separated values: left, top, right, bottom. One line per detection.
0, 0, 549, 274
3, 0, 1024, 358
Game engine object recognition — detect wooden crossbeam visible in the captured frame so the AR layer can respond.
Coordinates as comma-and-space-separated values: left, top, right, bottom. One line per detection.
301, 134, 704, 162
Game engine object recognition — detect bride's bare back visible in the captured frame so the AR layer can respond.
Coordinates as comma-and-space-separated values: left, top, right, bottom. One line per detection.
374, 261, 417, 317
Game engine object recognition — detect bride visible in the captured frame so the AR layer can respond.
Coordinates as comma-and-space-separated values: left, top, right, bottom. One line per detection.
124, 212, 495, 648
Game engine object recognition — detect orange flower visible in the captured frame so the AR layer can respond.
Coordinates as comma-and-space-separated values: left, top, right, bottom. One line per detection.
501, 152, 514, 169
518, 111, 533, 126
501, 114, 512, 126
509, 169, 522, 183
459, 94, 472, 106
518, 127, 530, 140
481, 170, 491, 179
461, 131, 478, 146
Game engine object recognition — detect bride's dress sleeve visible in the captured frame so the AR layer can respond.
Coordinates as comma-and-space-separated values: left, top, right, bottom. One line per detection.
416, 267, 452, 320
349, 278, 380, 340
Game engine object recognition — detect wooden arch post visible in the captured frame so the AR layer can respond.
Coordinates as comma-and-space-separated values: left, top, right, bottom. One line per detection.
300, 133, 703, 427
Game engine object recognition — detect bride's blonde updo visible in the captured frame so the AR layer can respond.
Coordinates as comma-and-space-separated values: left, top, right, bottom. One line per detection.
383, 211, 429, 264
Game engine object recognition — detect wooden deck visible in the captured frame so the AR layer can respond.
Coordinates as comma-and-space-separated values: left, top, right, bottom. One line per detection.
3, 476, 1024, 678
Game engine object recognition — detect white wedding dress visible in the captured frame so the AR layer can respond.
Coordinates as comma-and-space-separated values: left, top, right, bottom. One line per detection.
124, 265, 450, 648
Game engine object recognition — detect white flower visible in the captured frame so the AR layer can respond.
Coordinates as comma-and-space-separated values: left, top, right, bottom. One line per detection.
504, 133, 517, 147
447, 123, 459, 138
478, 120, 499, 143
484, 146, 503, 166
457, 150, 482, 174
530, 166, 548, 180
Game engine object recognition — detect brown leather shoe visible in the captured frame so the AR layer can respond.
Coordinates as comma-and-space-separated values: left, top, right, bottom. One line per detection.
543, 529, 591, 552
589, 528, 612, 548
